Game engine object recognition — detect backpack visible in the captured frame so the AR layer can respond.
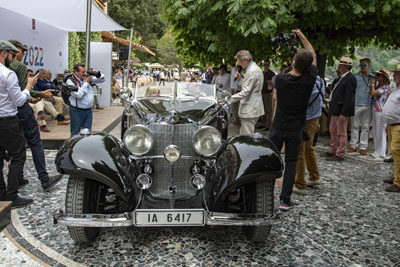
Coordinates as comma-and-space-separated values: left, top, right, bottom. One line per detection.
61, 74, 78, 106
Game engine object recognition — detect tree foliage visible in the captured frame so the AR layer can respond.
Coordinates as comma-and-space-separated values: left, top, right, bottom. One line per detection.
108, 0, 166, 62
164, 0, 400, 75
156, 31, 182, 69
68, 32, 102, 69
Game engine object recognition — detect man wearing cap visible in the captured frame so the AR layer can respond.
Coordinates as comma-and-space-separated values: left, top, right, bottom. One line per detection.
8, 40, 63, 192
348, 58, 373, 155
0, 40, 36, 208
382, 65, 400, 192
324, 57, 356, 161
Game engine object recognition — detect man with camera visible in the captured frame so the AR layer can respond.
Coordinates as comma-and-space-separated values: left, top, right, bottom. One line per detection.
0, 40, 37, 208
8, 40, 63, 192
229, 50, 264, 135
269, 29, 317, 211
67, 63, 105, 136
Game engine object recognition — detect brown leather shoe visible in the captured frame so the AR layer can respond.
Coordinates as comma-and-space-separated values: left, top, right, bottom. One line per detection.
96, 105, 104, 110
63, 115, 70, 121
347, 148, 357, 153
383, 178, 394, 184
57, 120, 70, 125
360, 150, 367, 155
40, 125, 50, 132
385, 183, 400, 192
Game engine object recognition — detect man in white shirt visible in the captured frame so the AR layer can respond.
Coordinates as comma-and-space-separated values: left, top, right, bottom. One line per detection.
0, 40, 37, 208
159, 71, 165, 86
215, 65, 230, 98
229, 63, 240, 125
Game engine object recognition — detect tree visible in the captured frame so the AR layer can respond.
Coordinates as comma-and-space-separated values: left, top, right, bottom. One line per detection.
156, 31, 182, 69
108, 0, 166, 62
68, 32, 102, 69
163, 0, 400, 77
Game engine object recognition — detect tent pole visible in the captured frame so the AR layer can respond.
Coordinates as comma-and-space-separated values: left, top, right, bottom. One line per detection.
125, 28, 133, 88
85, 0, 92, 69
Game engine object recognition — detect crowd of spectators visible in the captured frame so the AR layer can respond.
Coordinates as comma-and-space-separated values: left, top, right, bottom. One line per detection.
1, 29, 400, 211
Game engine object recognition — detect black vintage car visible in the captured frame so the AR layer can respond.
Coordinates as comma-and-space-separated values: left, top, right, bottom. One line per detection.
53, 81, 283, 244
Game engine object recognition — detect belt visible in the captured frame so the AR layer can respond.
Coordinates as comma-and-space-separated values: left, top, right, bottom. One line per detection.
389, 123, 400, 126
70, 105, 91, 111
0, 115, 17, 121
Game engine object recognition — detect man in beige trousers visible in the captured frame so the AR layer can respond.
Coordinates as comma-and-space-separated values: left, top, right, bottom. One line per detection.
229, 50, 264, 135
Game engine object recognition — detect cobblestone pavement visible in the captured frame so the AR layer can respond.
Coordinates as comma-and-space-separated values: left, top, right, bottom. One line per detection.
1, 130, 399, 266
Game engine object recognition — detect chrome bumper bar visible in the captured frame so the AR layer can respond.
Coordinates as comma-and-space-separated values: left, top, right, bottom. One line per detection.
53, 209, 282, 227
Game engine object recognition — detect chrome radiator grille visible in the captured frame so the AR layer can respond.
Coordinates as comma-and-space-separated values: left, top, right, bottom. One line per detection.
147, 123, 199, 199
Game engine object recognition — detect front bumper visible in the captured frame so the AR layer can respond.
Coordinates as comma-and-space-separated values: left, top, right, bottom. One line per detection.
53, 209, 282, 227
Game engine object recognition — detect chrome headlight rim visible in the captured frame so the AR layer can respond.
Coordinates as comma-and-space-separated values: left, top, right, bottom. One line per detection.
192, 126, 222, 157
123, 124, 153, 156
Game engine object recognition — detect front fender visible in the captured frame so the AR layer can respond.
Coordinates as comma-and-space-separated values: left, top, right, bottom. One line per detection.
212, 134, 283, 204
55, 133, 136, 210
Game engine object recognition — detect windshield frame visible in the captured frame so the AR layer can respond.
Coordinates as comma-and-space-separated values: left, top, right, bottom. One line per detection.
134, 81, 216, 102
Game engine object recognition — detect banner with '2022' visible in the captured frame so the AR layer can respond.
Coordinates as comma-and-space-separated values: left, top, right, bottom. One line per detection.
0, 7, 68, 75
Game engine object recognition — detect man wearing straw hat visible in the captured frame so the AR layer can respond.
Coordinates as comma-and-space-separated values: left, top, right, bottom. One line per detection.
324, 56, 356, 161
382, 64, 400, 192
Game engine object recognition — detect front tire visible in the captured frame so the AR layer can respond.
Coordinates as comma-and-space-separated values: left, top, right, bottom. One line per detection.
242, 179, 275, 242
65, 176, 106, 243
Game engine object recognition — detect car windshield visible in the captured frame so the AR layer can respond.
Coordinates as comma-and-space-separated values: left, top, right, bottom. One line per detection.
135, 81, 215, 101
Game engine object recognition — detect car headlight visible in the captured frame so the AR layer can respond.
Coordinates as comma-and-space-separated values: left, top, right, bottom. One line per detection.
123, 125, 153, 156
119, 87, 131, 99
192, 126, 222, 156
220, 90, 231, 102
164, 145, 181, 163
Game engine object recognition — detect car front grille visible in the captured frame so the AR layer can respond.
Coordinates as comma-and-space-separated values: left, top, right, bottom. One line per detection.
146, 123, 199, 199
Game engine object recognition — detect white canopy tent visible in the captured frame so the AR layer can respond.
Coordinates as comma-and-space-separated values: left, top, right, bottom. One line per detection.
0, 0, 126, 107
0, 0, 125, 32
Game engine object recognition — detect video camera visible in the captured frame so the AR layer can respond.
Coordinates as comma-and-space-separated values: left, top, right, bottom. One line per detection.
61, 83, 79, 93
86, 69, 101, 78
271, 33, 299, 53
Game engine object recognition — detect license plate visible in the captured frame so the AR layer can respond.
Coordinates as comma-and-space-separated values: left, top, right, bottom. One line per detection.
134, 209, 205, 226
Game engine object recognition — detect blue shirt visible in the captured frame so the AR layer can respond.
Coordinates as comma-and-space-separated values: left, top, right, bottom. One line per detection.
354, 72, 373, 106
205, 71, 214, 84
67, 74, 105, 109
35, 77, 56, 91
306, 75, 325, 120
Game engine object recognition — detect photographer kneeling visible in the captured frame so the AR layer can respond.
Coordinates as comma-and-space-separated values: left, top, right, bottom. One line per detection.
66, 63, 105, 136
269, 29, 317, 211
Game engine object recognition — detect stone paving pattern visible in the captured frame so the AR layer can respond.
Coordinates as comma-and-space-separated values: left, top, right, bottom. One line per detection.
5, 145, 399, 266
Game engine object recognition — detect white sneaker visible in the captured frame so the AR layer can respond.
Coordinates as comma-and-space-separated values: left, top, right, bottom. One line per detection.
293, 187, 307, 195
307, 179, 322, 187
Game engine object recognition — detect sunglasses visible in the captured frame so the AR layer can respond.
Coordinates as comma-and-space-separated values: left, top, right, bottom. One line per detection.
359, 64, 367, 67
